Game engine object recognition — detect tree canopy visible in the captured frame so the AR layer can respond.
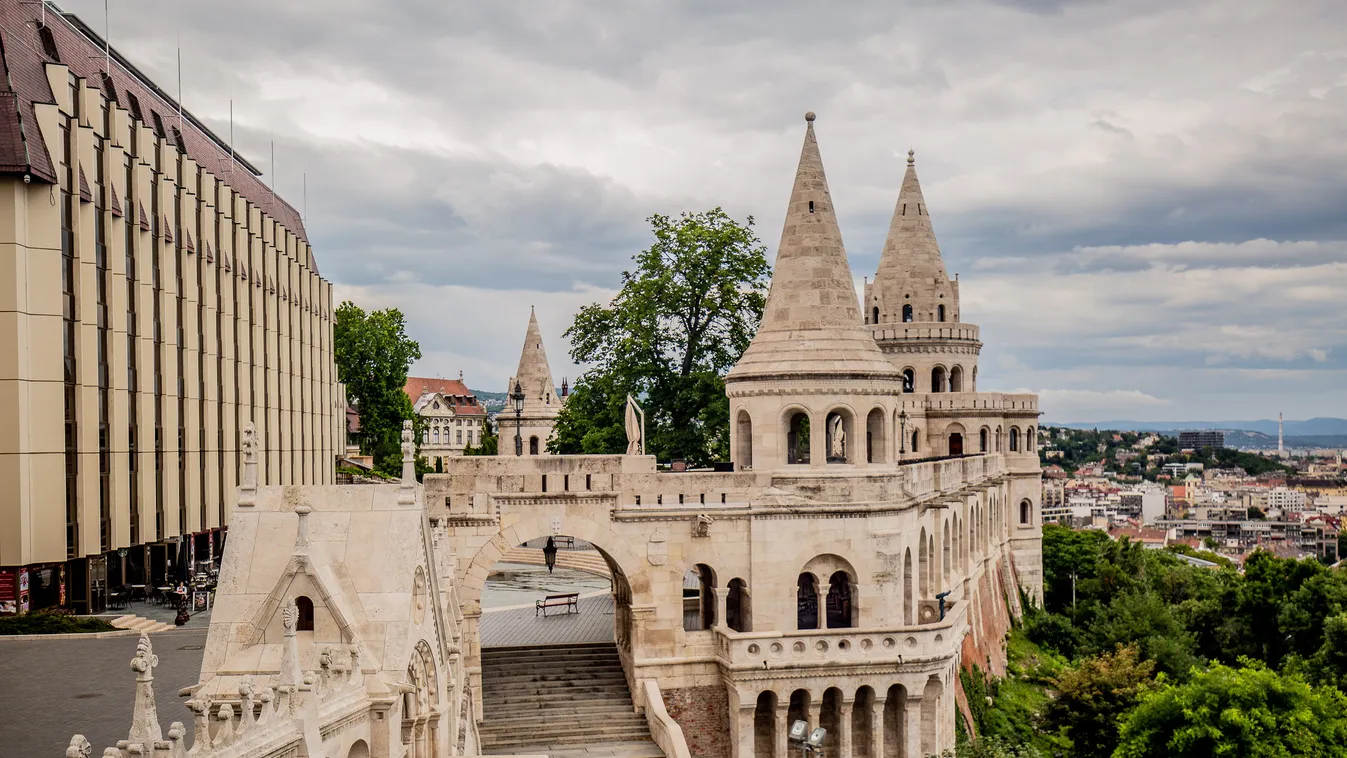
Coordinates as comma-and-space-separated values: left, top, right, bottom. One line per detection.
333, 302, 422, 475
550, 209, 770, 466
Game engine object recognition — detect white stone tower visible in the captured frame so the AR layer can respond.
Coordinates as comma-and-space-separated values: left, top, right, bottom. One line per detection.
499, 307, 563, 456
726, 113, 902, 471
865, 150, 983, 394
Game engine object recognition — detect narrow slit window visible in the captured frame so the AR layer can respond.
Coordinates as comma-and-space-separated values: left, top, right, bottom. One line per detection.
808, 201, 815, 213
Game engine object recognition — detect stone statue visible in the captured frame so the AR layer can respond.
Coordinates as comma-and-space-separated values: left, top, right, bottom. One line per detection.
241, 422, 258, 464
401, 420, 415, 460
625, 395, 644, 456
829, 415, 846, 460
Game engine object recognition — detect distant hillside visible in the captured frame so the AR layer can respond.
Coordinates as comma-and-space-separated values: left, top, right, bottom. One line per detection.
1051, 417, 1347, 437
470, 389, 508, 412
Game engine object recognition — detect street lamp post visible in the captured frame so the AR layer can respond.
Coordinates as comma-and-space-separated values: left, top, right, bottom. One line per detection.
789, 721, 827, 758
898, 409, 909, 457
543, 536, 558, 574
511, 381, 525, 456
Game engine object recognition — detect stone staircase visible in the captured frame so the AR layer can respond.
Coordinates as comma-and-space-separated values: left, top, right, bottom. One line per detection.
479, 642, 663, 757
108, 614, 176, 633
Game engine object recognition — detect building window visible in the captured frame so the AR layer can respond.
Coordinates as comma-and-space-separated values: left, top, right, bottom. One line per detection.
871, 306, 879, 324
529, 436, 539, 455
1010, 427, 1020, 452
938, 304, 946, 322
683, 564, 716, 631
457, 430, 463, 444
1020, 500, 1032, 525
980, 428, 989, 452
295, 596, 315, 631
903, 369, 915, 393
931, 366, 946, 393
808, 201, 815, 213
786, 412, 811, 465
902, 304, 913, 323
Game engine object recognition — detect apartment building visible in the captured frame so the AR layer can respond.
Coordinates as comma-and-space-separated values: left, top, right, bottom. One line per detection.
0, 2, 342, 613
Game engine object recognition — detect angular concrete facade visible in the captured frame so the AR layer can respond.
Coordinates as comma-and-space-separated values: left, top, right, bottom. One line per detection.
0, 2, 342, 612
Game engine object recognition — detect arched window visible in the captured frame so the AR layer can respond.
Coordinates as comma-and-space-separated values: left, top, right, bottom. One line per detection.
682, 564, 716, 631
931, 367, 946, 393
295, 596, 315, 632
826, 571, 854, 628
872, 306, 879, 325
950, 366, 963, 393
980, 428, 989, 452
1021, 500, 1032, 525
902, 369, 915, 393
1009, 427, 1020, 452
824, 410, 850, 464
902, 304, 913, 323
529, 436, 539, 455
727, 578, 750, 632
797, 573, 819, 629
786, 411, 811, 465
911, 430, 920, 453
938, 304, 946, 322
736, 410, 753, 470
948, 432, 963, 456
866, 408, 886, 464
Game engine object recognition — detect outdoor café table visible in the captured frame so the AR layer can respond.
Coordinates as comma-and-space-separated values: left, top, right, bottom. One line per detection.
128, 584, 147, 600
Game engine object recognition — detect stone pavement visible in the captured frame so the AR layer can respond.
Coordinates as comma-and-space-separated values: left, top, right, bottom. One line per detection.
480, 593, 616, 648
0, 628, 208, 758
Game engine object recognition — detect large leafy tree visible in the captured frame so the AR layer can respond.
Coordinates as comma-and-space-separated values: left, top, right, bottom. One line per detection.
1113, 661, 1347, 757
333, 302, 422, 476
550, 209, 770, 466
1043, 645, 1155, 757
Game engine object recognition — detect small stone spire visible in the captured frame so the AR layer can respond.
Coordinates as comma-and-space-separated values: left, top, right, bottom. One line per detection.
728, 112, 898, 381
511, 307, 558, 410
127, 634, 163, 748
871, 147, 958, 322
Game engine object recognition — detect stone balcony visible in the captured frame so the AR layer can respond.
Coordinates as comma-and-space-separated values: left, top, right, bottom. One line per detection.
713, 601, 966, 675
870, 323, 981, 343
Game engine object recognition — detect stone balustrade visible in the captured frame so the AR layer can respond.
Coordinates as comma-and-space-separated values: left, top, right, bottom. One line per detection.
714, 602, 965, 672
870, 323, 982, 342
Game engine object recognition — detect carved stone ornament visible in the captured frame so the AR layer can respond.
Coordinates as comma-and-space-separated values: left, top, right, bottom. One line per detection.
282, 601, 299, 634
65, 736, 92, 758
131, 633, 158, 680
646, 528, 668, 566
693, 514, 713, 539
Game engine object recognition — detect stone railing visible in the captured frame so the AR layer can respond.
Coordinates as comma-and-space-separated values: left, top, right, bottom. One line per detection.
714, 603, 966, 672
901, 454, 1002, 499
641, 680, 693, 758
870, 324, 982, 343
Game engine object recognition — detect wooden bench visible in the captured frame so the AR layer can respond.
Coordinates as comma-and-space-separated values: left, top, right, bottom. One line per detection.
536, 593, 580, 617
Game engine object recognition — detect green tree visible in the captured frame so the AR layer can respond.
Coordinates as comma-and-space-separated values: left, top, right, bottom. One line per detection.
463, 416, 499, 456
333, 302, 422, 476
1113, 661, 1347, 758
550, 209, 770, 466
1043, 645, 1155, 757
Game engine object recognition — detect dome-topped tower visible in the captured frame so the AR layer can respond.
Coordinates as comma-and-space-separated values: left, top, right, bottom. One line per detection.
726, 114, 901, 472
865, 151, 982, 394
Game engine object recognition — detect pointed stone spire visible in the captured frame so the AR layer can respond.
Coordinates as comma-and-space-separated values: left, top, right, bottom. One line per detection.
870, 149, 959, 324
729, 113, 899, 380
510, 307, 559, 410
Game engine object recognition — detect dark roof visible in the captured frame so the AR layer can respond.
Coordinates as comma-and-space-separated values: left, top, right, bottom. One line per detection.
0, 0, 311, 248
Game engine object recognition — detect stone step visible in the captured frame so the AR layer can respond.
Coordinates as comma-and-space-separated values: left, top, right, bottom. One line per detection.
480, 705, 640, 721
107, 614, 175, 633
484, 665, 627, 678
482, 726, 656, 746
484, 692, 636, 707
485, 671, 628, 686
483, 740, 664, 758
482, 642, 618, 658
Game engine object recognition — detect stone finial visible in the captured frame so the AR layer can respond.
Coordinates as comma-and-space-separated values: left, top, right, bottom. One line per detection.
238, 680, 257, 733
282, 601, 299, 636
167, 722, 186, 753
100, 749, 119, 758
187, 699, 211, 755
293, 503, 312, 552
907, 148, 915, 165
211, 704, 235, 748
805, 111, 816, 122
239, 422, 259, 505
401, 419, 416, 485
131, 633, 158, 681
65, 736, 92, 758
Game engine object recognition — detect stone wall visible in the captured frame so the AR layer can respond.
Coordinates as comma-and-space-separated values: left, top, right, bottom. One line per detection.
663, 685, 731, 758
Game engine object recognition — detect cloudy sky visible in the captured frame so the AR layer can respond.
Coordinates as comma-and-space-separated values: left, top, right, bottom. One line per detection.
65, 0, 1347, 422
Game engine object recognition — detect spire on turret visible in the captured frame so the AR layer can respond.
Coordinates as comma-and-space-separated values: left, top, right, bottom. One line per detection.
510, 308, 559, 409
728, 113, 899, 381
869, 149, 959, 325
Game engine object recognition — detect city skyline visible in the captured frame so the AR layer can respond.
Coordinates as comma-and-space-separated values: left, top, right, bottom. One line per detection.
55, 0, 1347, 422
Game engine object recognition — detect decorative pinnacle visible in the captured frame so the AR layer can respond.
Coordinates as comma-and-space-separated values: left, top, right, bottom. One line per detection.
805, 111, 816, 122
907, 148, 915, 165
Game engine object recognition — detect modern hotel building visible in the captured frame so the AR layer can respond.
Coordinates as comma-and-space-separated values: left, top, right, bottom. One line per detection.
0, 1, 343, 612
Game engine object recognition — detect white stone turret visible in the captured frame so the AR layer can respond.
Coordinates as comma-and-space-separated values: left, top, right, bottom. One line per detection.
865, 150, 982, 394
499, 307, 564, 456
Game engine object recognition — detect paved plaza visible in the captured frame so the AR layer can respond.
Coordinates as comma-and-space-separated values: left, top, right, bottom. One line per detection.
480, 593, 616, 648
0, 628, 208, 758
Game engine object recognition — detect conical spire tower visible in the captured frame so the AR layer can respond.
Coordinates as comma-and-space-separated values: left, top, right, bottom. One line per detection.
500, 308, 562, 456
728, 113, 900, 382
512, 307, 558, 410
867, 150, 959, 326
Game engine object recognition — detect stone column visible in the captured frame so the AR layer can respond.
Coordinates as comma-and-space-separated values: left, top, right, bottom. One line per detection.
870, 692, 887, 758
904, 697, 922, 758
714, 587, 730, 630
816, 582, 830, 630
808, 697, 822, 735
774, 704, 790, 758
810, 412, 825, 467
732, 703, 756, 758
839, 700, 854, 758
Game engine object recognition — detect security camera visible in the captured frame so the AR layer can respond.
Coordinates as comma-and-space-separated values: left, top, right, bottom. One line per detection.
23, 174, 31, 184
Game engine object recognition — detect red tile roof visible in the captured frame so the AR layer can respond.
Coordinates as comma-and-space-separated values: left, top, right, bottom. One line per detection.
0, 0, 311, 251
403, 376, 486, 416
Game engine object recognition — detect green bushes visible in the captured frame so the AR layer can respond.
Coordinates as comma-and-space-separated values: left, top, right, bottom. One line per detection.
0, 609, 117, 635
